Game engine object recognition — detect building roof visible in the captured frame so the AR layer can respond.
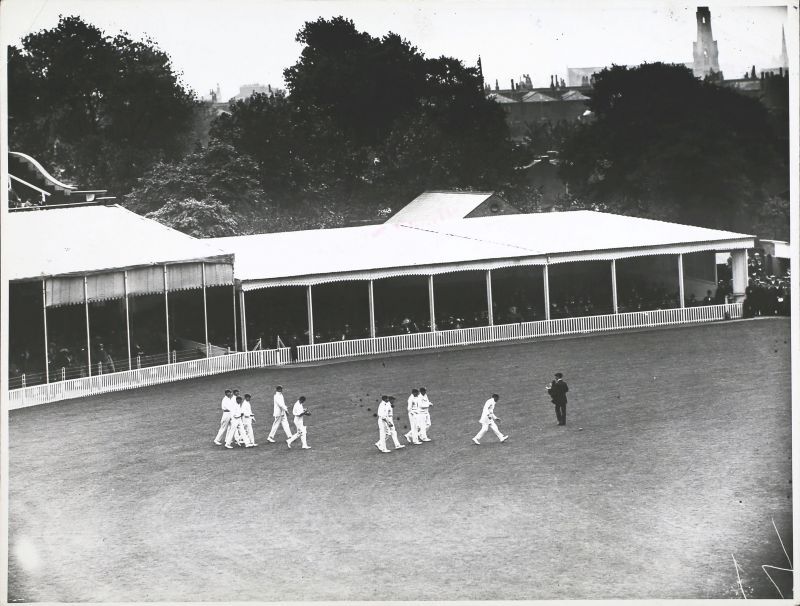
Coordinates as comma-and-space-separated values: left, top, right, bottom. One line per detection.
561, 90, 590, 101
487, 92, 517, 104
384, 191, 496, 225
5, 205, 232, 281
210, 211, 754, 290
521, 91, 557, 102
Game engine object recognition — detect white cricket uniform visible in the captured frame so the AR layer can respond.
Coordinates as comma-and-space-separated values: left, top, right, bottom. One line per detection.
418, 393, 432, 439
268, 391, 292, 440
214, 394, 234, 442
404, 394, 422, 443
376, 400, 402, 450
225, 399, 251, 446
474, 398, 505, 442
287, 400, 309, 448
241, 399, 255, 445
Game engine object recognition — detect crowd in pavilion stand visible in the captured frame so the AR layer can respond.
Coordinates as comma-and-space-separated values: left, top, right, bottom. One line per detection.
9, 250, 792, 388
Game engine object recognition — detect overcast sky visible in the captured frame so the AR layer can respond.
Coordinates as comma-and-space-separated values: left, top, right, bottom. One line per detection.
1, 0, 793, 100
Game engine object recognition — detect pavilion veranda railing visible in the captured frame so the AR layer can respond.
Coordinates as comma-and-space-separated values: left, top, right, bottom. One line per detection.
7, 302, 742, 409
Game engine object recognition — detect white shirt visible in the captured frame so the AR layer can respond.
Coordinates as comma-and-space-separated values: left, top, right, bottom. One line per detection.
419, 394, 431, 411
220, 395, 234, 412
230, 399, 243, 418
273, 392, 287, 416
241, 400, 253, 417
407, 394, 420, 414
480, 398, 497, 424
292, 400, 306, 417
377, 401, 392, 421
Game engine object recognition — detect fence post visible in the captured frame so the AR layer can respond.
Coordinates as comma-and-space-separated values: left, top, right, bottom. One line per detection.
21, 374, 26, 389
61, 367, 65, 381
172, 350, 177, 364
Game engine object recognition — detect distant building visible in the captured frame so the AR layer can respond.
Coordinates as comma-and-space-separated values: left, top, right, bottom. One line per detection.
692, 7, 722, 79
232, 83, 284, 101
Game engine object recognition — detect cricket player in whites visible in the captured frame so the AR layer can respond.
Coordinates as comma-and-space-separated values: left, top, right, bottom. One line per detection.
375, 395, 406, 453
418, 387, 433, 441
267, 385, 292, 443
404, 388, 423, 444
213, 389, 235, 445
226, 395, 254, 448
241, 393, 257, 446
472, 393, 509, 445
287, 396, 311, 449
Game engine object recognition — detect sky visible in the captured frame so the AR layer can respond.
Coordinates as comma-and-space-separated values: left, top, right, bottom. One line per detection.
0, 0, 793, 100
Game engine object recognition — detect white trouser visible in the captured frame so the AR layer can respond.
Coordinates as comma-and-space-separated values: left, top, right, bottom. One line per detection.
405, 413, 421, 442
377, 419, 389, 450
243, 416, 255, 444
226, 416, 250, 446
377, 420, 401, 450
288, 416, 308, 447
474, 420, 503, 441
423, 411, 431, 428
215, 411, 232, 442
269, 414, 292, 439
416, 411, 429, 439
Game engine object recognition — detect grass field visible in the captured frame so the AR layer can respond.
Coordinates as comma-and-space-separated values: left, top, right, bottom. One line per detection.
7, 318, 793, 601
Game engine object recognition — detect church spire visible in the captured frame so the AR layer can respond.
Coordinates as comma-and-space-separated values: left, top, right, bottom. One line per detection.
780, 26, 789, 69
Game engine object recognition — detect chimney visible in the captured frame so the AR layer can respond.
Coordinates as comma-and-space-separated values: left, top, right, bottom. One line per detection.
511, 78, 515, 90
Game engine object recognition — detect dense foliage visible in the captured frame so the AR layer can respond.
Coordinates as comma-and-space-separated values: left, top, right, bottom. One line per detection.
558, 63, 787, 233
8, 16, 198, 194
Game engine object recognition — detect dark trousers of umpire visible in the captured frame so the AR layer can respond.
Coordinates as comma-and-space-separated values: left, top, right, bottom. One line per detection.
554, 402, 566, 425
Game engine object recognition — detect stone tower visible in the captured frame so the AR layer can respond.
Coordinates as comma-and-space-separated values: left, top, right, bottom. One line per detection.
779, 26, 789, 69
692, 7, 721, 79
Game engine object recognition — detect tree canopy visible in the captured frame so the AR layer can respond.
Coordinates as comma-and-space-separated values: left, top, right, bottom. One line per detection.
208, 17, 517, 212
8, 16, 198, 195
559, 63, 786, 231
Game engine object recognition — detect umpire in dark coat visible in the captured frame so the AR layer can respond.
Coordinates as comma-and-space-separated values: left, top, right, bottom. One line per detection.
547, 372, 569, 426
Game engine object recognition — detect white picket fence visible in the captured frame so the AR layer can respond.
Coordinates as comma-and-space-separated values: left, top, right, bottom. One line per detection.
7, 302, 741, 409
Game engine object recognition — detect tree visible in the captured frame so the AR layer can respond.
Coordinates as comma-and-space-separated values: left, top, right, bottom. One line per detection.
559, 63, 786, 231
145, 198, 242, 238
125, 140, 266, 217
8, 16, 198, 195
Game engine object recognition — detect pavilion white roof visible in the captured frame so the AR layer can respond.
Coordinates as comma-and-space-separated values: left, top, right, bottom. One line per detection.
5, 204, 232, 281
384, 191, 495, 225
211, 210, 754, 290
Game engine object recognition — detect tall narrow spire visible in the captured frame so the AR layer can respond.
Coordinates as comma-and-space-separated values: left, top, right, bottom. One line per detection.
780, 26, 789, 69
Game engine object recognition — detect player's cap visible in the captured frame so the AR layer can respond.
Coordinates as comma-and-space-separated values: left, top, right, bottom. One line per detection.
492, 393, 500, 399
236, 396, 243, 402
411, 388, 419, 394
555, 372, 563, 378
298, 396, 306, 402
381, 395, 389, 400
419, 387, 427, 393
244, 393, 251, 399
276, 385, 283, 391
224, 389, 232, 394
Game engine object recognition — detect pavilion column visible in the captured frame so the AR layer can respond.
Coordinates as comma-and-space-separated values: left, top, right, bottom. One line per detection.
84, 275, 92, 376
677, 253, 685, 308
611, 259, 618, 314
368, 280, 376, 339
543, 264, 551, 320
124, 271, 132, 371
239, 289, 248, 352
202, 263, 209, 357
163, 265, 171, 361
730, 249, 749, 303
306, 285, 315, 345
485, 270, 494, 326
42, 280, 49, 383
232, 284, 238, 352
428, 275, 436, 331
